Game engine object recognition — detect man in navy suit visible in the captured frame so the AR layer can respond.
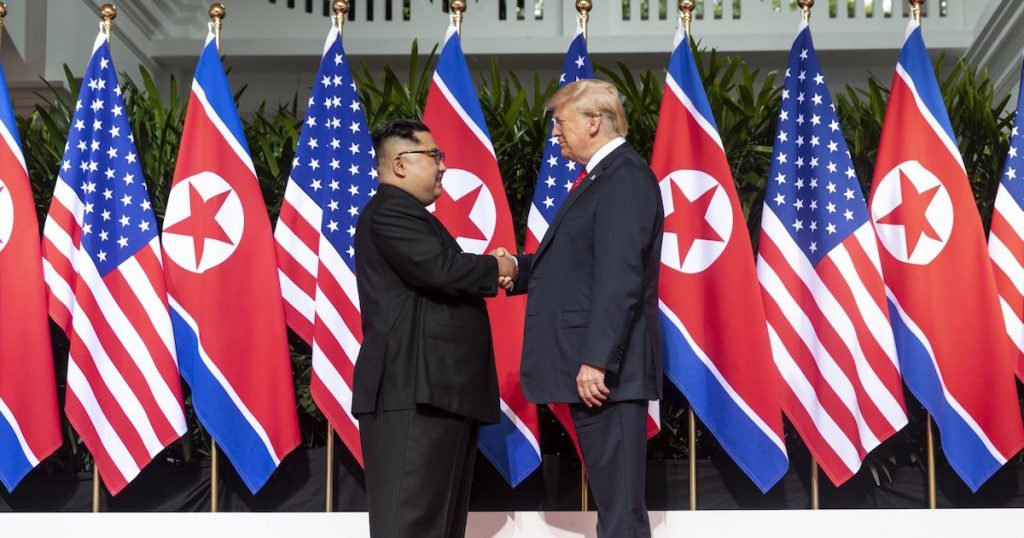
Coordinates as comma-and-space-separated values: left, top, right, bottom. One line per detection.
499, 79, 664, 538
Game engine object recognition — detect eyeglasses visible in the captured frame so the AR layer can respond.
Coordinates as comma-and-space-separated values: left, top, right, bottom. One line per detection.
396, 148, 445, 164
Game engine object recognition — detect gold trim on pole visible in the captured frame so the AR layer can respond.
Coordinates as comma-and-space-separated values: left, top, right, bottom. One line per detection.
0, 3, 8, 56
100, 3, 117, 40
581, 466, 589, 511
211, 440, 219, 513
811, 459, 820, 510
926, 413, 936, 509
92, 466, 100, 512
450, 0, 465, 34
209, 3, 226, 49
910, 0, 923, 23
799, 0, 814, 23
688, 408, 696, 511
576, 1, 591, 41
326, 424, 335, 512
332, 1, 348, 33
679, 1, 694, 38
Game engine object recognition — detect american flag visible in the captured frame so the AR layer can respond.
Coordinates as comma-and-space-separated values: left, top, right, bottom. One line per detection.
756, 24, 907, 485
274, 25, 376, 465
41, 30, 187, 495
0, 60, 62, 491
527, 28, 660, 451
988, 52, 1024, 380
526, 28, 593, 253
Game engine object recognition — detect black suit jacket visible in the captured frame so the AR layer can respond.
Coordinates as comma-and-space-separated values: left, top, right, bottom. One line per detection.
352, 183, 501, 424
511, 142, 664, 404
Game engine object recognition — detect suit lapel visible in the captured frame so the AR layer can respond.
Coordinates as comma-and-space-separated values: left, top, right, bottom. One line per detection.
533, 143, 633, 263
533, 167, 602, 261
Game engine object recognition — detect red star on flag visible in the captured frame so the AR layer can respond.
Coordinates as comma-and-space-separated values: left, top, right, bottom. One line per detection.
876, 170, 940, 257
434, 184, 487, 241
665, 181, 724, 260
164, 183, 234, 267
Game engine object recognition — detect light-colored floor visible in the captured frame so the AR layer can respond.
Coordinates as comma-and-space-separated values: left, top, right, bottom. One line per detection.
3, 509, 1020, 538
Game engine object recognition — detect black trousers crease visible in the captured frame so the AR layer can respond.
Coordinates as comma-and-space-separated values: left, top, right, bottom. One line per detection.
360, 406, 479, 538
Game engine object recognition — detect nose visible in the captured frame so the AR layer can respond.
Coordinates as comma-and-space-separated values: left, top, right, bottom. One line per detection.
437, 160, 447, 173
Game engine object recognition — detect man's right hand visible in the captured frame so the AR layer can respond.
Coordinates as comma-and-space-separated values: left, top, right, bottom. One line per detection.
490, 248, 517, 290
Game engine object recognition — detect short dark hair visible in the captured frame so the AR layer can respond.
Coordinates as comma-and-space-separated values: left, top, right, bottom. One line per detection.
372, 119, 430, 164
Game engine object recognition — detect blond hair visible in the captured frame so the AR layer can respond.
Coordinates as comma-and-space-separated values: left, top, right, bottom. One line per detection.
546, 79, 629, 137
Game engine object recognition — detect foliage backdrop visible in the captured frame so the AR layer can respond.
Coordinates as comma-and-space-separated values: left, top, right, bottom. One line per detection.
18, 42, 1017, 479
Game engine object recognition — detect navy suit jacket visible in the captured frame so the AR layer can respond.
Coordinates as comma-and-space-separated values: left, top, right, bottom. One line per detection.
511, 142, 664, 404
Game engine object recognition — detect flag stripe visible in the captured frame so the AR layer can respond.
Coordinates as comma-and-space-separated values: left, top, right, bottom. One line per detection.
760, 283, 876, 458
309, 371, 362, 463
990, 232, 1024, 298
43, 212, 174, 454
65, 291, 163, 460
63, 384, 136, 491
885, 292, 1007, 463
886, 295, 1010, 484
169, 298, 280, 464
760, 216, 889, 445
894, 62, 965, 171
0, 397, 38, 467
279, 267, 316, 335
664, 75, 723, 151
312, 297, 359, 382
768, 325, 862, 485
816, 251, 906, 425
277, 203, 321, 275
659, 302, 786, 452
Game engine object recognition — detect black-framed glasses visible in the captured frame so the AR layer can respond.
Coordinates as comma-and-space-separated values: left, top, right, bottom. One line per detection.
396, 148, 445, 164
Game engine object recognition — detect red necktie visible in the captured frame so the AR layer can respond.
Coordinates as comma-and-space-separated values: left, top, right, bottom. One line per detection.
570, 168, 587, 192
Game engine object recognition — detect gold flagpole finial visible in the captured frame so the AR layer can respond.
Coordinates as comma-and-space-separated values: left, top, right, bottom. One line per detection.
910, 0, 923, 23
679, 0, 694, 37
799, 0, 814, 23
100, 4, 117, 39
209, 3, 226, 49
451, 0, 466, 34
0, 3, 8, 54
333, 1, 349, 33
576, 1, 592, 41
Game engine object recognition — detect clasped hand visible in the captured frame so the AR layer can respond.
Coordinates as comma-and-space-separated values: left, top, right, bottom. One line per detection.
488, 247, 517, 290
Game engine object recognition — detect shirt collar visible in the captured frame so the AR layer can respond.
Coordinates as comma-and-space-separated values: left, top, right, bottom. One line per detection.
585, 137, 626, 173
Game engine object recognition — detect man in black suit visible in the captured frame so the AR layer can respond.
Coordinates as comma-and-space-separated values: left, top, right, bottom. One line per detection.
500, 79, 664, 538
352, 119, 517, 538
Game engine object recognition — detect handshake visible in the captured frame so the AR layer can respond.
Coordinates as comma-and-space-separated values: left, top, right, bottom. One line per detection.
488, 247, 518, 291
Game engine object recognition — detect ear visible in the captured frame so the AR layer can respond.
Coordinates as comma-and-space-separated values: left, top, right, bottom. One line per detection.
391, 154, 406, 178
588, 114, 602, 136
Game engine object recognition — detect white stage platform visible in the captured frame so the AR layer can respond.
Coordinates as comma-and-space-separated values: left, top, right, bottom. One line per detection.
5, 509, 1022, 537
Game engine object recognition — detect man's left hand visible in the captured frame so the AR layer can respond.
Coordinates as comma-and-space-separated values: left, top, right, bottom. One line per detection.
576, 364, 609, 407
